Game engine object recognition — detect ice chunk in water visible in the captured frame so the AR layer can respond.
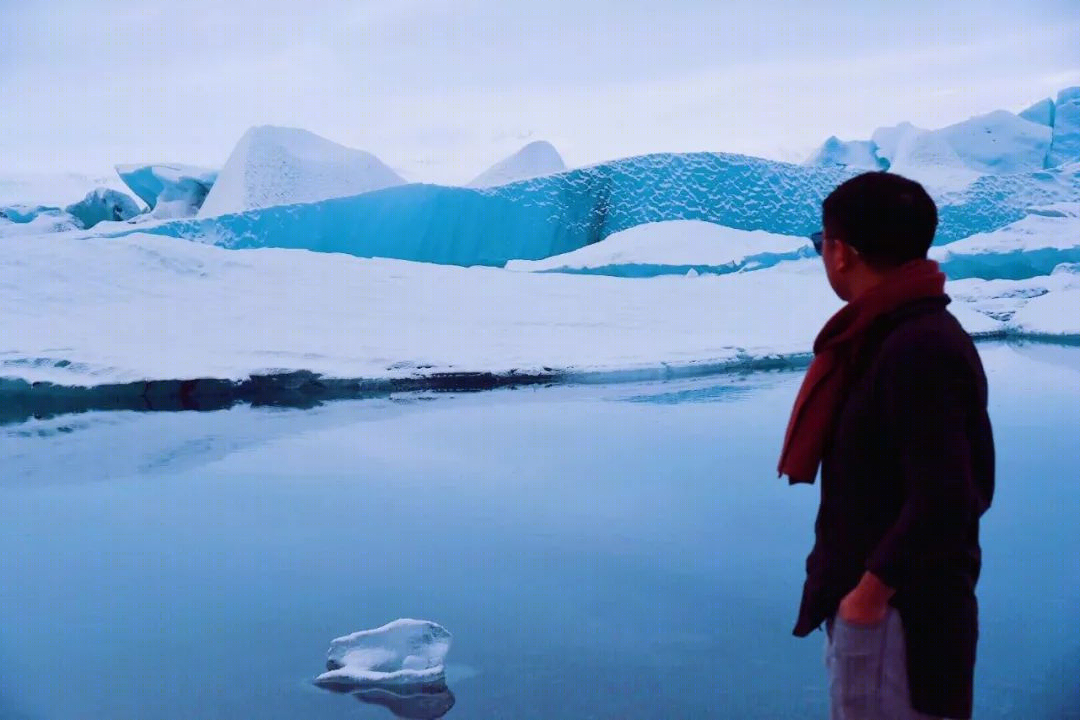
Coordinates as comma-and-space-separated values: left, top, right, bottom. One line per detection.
315, 619, 452, 691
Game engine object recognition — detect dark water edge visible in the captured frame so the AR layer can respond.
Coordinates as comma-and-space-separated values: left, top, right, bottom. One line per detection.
6, 333, 1078, 427
0, 356, 814, 426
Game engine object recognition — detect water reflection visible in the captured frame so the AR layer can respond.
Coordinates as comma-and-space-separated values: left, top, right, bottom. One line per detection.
321, 684, 456, 719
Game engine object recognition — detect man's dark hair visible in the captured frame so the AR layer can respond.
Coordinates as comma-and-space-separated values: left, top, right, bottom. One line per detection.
822, 171, 938, 267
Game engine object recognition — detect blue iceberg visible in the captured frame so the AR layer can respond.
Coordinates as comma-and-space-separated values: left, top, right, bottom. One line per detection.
116, 150, 1079, 268
115, 163, 217, 218
65, 188, 141, 228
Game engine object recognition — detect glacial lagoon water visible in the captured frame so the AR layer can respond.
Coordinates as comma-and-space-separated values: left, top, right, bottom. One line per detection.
0, 342, 1077, 719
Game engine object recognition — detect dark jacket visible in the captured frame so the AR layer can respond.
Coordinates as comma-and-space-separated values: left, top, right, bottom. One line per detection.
793, 296, 995, 719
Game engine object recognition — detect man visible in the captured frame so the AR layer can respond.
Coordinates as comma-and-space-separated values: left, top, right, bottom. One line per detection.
778, 172, 995, 720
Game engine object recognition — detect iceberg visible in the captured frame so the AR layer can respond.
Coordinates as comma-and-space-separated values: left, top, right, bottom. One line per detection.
115, 163, 217, 218
198, 126, 406, 217
934, 110, 1052, 175
467, 140, 567, 187
932, 204, 1080, 280
117, 150, 1078, 268
803, 137, 888, 170
1019, 97, 1055, 127
64, 188, 141, 228
1047, 87, 1079, 169
506, 220, 809, 277
809, 89, 1079, 182
315, 619, 452, 691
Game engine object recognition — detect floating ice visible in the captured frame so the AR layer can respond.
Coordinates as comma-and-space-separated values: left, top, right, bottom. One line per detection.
315, 619, 452, 691
198, 126, 406, 217
115, 163, 217, 218
467, 140, 566, 187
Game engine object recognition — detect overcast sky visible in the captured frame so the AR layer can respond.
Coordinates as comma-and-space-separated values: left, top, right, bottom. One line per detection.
1, 0, 1077, 184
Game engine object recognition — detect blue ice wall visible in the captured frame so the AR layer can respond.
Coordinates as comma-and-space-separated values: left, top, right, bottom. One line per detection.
120, 152, 1080, 268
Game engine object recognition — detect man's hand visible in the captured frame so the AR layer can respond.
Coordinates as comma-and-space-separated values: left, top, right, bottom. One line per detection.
838, 571, 895, 626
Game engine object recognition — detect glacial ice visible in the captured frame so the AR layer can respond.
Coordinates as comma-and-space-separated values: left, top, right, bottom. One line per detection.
1020, 98, 1056, 127
315, 619, 452, 691
2, 187, 140, 236
467, 140, 567, 187
1047, 87, 1079, 169
936, 110, 1052, 175
117, 151, 1079, 268
64, 188, 141, 228
803, 137, 888, 171
931, 205, 1080, 280
115, 163, 217, 218
198, 126, 406, 217
0, 205, 80, 237
808, 88, 1079, 180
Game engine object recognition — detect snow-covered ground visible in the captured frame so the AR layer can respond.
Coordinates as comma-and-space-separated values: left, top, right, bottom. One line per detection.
0, 228, 1056, 393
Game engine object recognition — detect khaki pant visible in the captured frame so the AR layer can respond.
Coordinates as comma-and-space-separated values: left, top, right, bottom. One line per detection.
825, 606, 946, 720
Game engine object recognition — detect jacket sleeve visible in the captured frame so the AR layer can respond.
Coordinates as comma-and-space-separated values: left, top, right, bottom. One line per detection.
865, 334, 982, 590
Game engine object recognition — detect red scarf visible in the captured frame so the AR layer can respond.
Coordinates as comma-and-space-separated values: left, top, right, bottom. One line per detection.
778, 259, 947, 484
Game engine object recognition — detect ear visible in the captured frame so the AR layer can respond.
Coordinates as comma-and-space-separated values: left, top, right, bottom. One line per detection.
834, 240, 859, 272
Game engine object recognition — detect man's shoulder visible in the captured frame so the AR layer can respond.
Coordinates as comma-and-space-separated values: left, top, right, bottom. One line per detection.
875, 305, 981, 373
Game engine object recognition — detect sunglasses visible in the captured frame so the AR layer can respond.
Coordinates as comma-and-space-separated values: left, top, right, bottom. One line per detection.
809, 231, 824, 255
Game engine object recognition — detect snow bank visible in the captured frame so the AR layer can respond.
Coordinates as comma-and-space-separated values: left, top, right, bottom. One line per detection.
115, 163, 217, 218
0, 232, 1012, 392
198, 126, 405, 217
1009, 287, 1080, 337
505, 220, 808, 276
932, 205, 1080, 280
948, 263, 1080, 322
467, 140, 566, 187
315, 619, 451, 691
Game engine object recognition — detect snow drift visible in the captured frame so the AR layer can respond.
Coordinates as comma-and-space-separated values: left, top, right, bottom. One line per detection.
198, 126, 406, 217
